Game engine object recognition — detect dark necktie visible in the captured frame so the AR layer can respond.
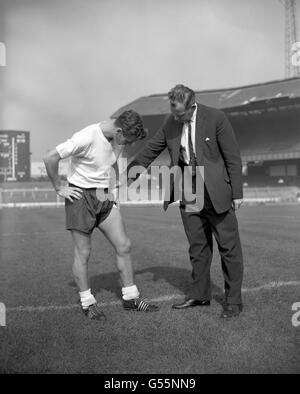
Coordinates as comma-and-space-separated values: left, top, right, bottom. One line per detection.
187, 121, 197, 176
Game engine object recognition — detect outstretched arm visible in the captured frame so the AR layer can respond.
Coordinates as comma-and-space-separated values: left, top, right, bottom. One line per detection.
127, 125, 167, 182
43, 149, 82, 202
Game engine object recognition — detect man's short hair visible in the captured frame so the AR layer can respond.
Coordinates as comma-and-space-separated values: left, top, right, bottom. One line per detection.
115, 110, 147, 141
168, 84, 196, 109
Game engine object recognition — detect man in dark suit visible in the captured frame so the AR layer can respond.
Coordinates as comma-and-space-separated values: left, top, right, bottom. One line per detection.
127, 84, 244, 318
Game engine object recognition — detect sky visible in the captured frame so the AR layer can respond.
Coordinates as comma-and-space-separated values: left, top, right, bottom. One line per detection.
0, 0, 299, 160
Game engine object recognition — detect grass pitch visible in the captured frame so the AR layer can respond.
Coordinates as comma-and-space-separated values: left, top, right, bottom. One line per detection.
0, 204, 299, 373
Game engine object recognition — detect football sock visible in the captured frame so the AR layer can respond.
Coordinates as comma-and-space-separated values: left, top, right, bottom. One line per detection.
122, 284, 140, 301
79, 288, 96, 309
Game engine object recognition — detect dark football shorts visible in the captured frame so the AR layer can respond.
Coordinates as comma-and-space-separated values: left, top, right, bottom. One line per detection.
65, 183, 115, 234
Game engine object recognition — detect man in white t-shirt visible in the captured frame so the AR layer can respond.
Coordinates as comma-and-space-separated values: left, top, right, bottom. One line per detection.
44, 110, 159, 322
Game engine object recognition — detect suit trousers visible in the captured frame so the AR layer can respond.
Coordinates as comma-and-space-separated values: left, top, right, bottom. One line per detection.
179, 187, 244, 305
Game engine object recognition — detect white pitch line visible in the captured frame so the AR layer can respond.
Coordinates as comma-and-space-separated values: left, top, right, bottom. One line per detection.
241, 280, 300, 293
1, 200, 299, 209
1, 231, 66, 237
5, 281, 300, 313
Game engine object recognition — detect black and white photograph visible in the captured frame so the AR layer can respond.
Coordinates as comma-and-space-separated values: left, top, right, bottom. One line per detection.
0, 0, 299, 376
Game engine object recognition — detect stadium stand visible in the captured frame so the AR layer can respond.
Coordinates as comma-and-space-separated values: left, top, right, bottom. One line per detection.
112, 77, 300, 189
1, 78, 300, 207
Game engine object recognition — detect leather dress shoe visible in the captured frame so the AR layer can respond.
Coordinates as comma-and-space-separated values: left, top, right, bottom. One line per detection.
172, 298, 210, 309
220, 304, 243, 319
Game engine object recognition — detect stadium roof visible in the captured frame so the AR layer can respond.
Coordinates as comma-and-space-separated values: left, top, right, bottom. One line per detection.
112, 77, 300, 117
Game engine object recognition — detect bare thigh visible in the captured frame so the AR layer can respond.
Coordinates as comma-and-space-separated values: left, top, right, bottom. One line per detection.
97, 207, 129, 250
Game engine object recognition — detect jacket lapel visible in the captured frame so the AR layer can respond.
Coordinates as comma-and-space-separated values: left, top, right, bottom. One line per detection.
195, 103, 206, 166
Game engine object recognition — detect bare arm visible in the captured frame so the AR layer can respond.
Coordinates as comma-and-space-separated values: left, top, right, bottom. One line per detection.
43, 149, 62, 191
43, 149, 82, 202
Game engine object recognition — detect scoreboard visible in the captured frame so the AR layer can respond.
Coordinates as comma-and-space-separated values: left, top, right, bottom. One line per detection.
0, 131, 31, 182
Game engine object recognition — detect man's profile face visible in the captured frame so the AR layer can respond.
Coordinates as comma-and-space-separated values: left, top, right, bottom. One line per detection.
170, 100, 195, 123
115, 130, 136, 146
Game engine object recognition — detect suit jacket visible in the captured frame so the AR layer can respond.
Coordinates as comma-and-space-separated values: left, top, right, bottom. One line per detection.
127, 103, 243, 214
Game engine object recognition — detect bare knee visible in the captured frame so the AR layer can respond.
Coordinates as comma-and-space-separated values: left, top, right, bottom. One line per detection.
74, 246, 91, 264
116, 237, 131, 256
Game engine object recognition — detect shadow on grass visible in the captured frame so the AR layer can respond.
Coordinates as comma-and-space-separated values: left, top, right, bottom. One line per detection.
69, 266, 224, 305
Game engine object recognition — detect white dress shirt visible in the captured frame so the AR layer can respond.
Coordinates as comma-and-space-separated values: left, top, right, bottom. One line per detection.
180, 104, 198, 164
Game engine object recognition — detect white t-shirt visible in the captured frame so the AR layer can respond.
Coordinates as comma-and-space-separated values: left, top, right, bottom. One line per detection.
56, 123, 117, 188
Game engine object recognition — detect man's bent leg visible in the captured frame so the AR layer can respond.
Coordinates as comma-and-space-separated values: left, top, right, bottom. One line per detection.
98, 206, 135, 288
98, 207, 159, 311
71, 230, 105, 321
71, 230, 92, 291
